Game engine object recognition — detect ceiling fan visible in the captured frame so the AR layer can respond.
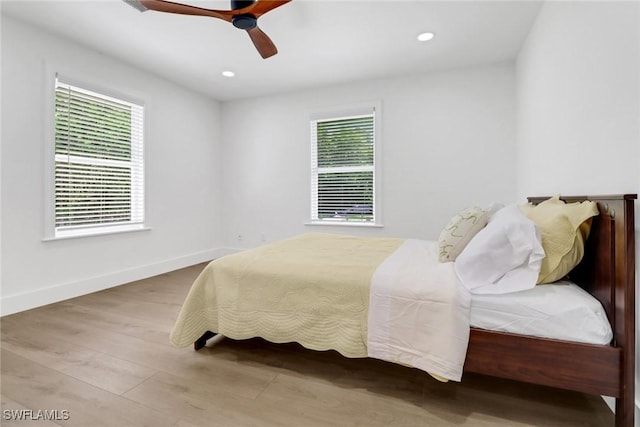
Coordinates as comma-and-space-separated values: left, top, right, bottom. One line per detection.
124, 0, 291, 59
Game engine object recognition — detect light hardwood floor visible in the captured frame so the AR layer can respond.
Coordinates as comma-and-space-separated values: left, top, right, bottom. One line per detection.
1, 263, 614, 426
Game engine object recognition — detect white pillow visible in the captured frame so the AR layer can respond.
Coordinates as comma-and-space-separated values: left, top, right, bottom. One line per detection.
455, 204, 545, 295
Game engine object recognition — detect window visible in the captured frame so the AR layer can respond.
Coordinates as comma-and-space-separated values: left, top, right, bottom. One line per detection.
53, 77, 144, 238
310, 103, 380, 225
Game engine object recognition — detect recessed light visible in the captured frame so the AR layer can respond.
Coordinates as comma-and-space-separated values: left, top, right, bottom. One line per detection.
222, 70, 235, 77
417, 32, 435, 42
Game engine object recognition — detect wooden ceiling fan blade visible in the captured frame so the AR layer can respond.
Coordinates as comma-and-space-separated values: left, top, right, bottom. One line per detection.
139, 0, 235, 22
246, 26, 278, 59
248, 0, 292, 18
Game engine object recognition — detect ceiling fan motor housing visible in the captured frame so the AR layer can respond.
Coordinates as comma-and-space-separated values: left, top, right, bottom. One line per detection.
230, 0, 255, 10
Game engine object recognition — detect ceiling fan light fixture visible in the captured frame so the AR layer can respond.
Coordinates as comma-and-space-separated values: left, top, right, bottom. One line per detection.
232, 14, 257, 30
417, 32, 435, 42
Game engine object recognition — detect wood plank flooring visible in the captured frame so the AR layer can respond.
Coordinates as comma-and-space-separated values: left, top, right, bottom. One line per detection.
1, 263, 614, 426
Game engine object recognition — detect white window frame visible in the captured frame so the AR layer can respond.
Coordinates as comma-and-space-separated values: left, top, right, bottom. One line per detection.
308, 101, 383, 227
44, 71, 147, 240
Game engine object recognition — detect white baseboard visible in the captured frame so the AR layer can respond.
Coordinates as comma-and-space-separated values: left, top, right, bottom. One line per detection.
603, 396, 615, 413
0, 247, 235, 316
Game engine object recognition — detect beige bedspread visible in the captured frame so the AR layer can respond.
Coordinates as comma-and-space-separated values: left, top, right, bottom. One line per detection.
170, 233, 403, 357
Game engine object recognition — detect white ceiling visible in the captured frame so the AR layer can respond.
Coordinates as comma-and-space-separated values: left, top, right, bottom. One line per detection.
1, 0, 543, 101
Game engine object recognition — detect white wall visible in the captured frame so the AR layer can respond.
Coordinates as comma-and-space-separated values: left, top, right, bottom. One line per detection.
515, 1, 640, 421
221, 63, 518, 248
516, 1, 639, 197
1, 16, 225, 315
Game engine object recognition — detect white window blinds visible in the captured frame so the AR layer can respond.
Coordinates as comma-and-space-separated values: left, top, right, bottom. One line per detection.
54, 78, 144, 237
311, 111, 375, 223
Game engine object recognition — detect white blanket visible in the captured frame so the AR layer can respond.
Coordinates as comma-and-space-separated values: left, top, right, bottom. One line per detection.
367, 239, 471, 381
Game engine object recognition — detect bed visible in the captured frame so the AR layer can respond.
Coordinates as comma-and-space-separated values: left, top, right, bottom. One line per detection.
170, 194, 636, 427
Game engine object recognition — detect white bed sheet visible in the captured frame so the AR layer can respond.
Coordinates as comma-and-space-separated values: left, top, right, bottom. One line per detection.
470, 280, 613, 345
368, 239, 471, 382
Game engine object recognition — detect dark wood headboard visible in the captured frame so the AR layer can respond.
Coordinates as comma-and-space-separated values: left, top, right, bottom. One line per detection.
527, 194, 636, 424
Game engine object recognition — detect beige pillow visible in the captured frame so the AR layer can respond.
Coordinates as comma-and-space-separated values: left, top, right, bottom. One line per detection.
520, 196, 598, 284
438, 206, 489, 262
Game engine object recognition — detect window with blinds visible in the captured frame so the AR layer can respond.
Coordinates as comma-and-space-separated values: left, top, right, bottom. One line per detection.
310, 111, 376, 223
54, 78, 144, 238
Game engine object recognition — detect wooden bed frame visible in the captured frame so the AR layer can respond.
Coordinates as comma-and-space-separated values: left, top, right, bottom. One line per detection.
464, 194, 636, 427
194, 194, 637, 427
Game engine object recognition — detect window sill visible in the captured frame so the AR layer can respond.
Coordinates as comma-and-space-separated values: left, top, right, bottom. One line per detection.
304, 221, 384, 228
43, 225, 151, 242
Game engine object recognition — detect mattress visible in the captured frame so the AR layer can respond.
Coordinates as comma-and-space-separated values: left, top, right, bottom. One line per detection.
470, 280, 613, 345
